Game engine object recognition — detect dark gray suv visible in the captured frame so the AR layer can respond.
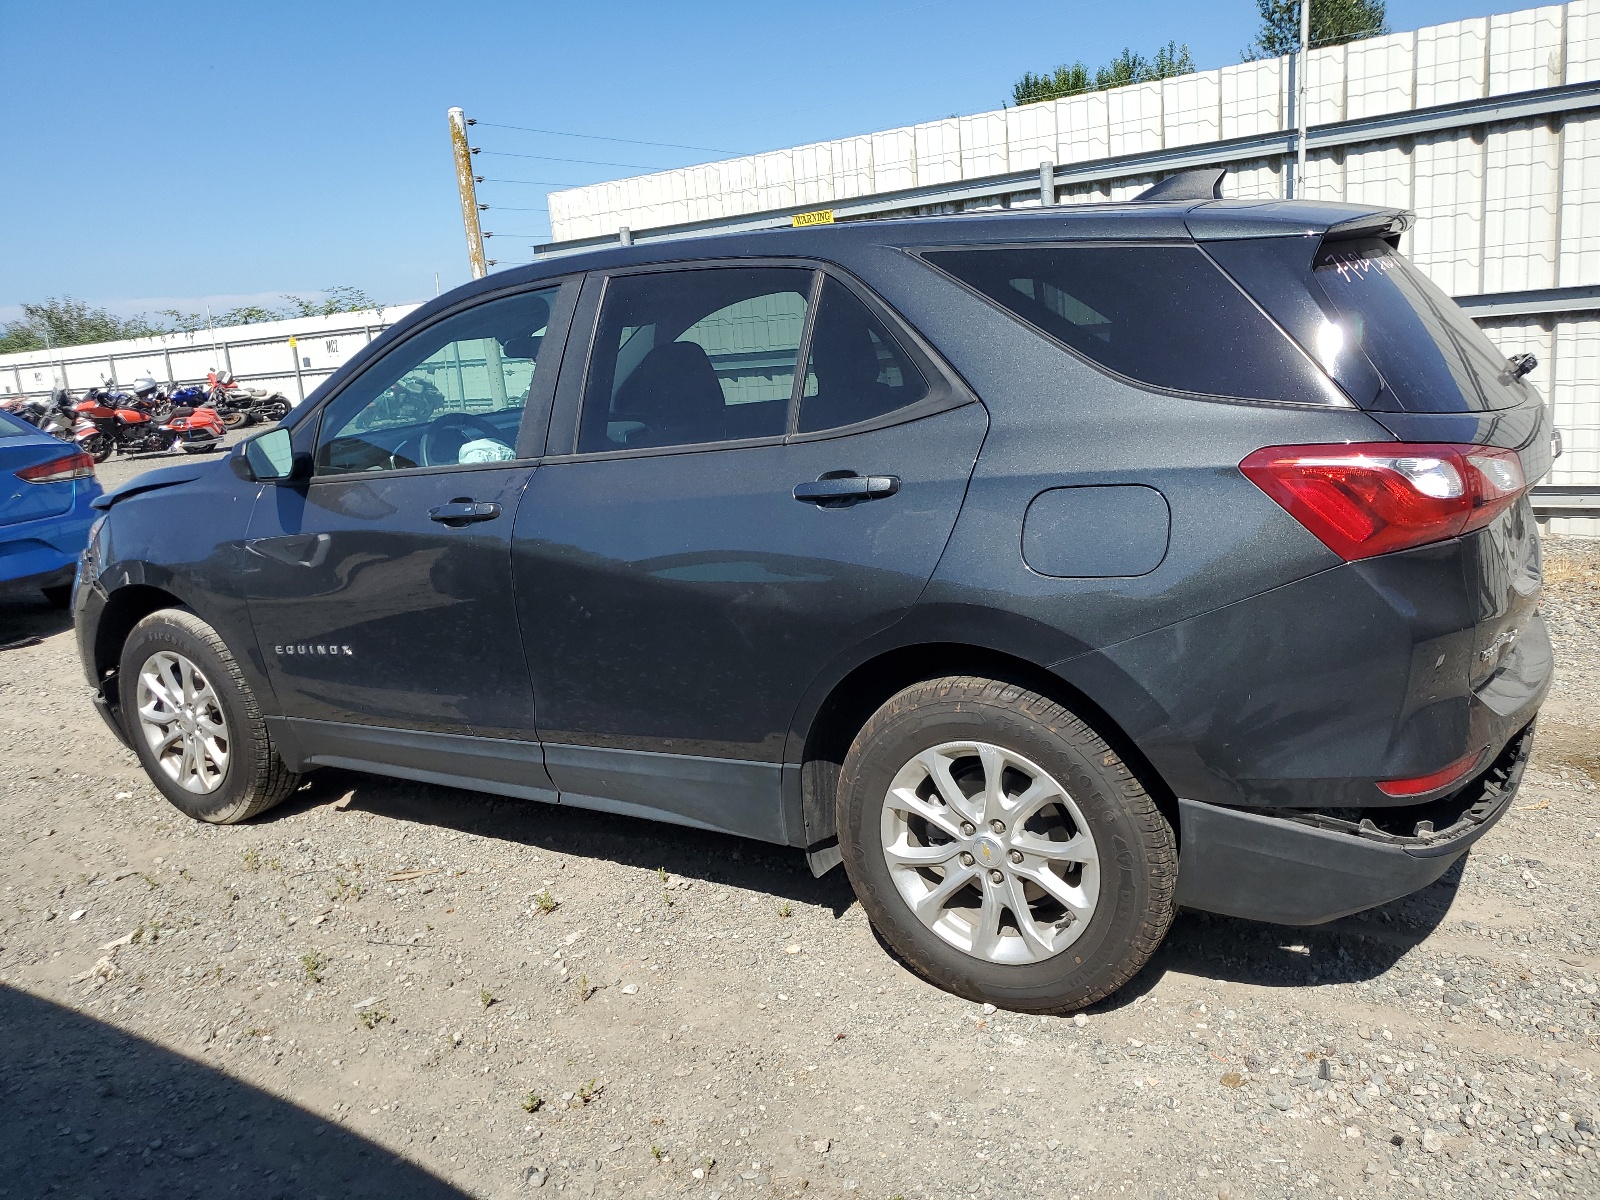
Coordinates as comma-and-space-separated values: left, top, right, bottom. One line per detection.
74, 171, 1552, 1013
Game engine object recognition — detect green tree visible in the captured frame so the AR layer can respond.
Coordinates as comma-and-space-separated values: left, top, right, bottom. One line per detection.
1013, 41, 1196, 106
1245, 0, 1387, 59
153, 287, 380, 338
0, 297, 159, 354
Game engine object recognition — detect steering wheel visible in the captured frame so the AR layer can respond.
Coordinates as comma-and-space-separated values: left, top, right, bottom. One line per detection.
419, 411, 506, 467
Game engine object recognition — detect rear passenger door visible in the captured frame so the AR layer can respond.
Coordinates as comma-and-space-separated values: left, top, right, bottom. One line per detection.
511, 262, 988, 842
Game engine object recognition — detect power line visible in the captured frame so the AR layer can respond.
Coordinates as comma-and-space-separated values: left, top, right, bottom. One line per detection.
478, 149, 665, 169
476, 121, 742, 156
480, 177, 590, 187
482, 205, 548, 212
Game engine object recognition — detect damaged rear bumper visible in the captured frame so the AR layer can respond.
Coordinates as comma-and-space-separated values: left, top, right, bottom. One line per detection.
1173, 722, 1534, 925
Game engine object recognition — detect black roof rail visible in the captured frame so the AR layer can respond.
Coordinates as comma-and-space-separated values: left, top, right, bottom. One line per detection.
1134, 168, 1226, 202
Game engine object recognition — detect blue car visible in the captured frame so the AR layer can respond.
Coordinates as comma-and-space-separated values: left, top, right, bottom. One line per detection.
0, 408, 102, 606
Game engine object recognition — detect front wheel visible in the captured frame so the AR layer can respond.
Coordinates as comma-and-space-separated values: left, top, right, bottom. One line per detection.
118, 608, 300, 823
836, 676, 1176, 1014
81, 434, 113, 463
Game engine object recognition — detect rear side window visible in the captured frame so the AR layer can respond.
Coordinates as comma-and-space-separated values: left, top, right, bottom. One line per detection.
924, 244, 1341, 407
579, 267, 813, 453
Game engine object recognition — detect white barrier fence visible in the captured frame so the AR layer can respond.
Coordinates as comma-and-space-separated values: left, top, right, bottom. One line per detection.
0, 305, 421, 406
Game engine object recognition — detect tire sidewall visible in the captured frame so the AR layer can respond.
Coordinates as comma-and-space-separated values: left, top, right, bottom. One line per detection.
119, 612, 255, 823
839, 688, 1167, 1012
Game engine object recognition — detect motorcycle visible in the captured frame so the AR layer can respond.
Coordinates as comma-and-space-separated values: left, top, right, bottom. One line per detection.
1, 388, 77, 440
207, 370, 290, 429
72, 391, 225, 461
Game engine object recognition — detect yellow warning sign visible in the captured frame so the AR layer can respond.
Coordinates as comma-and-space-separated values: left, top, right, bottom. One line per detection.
791, 209, 835, 227
288, 336, 299, 349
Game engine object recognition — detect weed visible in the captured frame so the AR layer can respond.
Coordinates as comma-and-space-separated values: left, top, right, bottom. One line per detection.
520, 1092, 544, 1113
576, 974, 595, 1003
661, 891, 675, 909
479, 987, 496, 1010
357, 1007, 391, 1030
328, 875, 362, 902
532, 889, 559, 915
301, 951, 327, 983
655, 866, 668, 883
577, 1078, 602, 1105
778, 900, 792, 918
650, 1145, 663, 1161
243, 849, 261, 871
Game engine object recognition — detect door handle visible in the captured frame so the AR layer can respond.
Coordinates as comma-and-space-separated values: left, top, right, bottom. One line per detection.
793, 474, 900, 505
429, 499, 501, 526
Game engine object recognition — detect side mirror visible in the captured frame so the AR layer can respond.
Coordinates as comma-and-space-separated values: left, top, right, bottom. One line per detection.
232, 428, 304, 483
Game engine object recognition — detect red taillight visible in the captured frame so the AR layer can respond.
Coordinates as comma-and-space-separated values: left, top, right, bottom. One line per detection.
15, 451, 96, 484
1240, 442, 1526, 561
1376, 748, 1484, 798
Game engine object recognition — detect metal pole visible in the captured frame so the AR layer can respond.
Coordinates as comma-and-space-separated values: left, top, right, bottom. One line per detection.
449, 107, 489, 280
1039, 160, 1055, 206
1296, 0, 1311, 197
617, 225, 633, 246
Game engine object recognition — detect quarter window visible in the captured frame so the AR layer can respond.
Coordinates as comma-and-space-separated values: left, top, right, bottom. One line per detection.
797, 277, 928, 433
578, 268, 814, 453
925, 244, 1340, 406
316, 287, 559, 474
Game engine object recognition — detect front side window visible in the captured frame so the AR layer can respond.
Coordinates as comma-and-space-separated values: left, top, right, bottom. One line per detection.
924, 244, 1341, 406
316, 287, 559, 475
579, 268, 813, 453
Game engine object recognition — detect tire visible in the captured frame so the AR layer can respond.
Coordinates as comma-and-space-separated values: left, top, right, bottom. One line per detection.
221, 410, 246, 430
118, 608, 300, 824
83, 434, 113, 463
836, 676, 1176, 1014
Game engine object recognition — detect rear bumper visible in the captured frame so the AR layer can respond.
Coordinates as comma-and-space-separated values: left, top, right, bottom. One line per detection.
0, 490, 98, 592
1174, 720, 1533, 925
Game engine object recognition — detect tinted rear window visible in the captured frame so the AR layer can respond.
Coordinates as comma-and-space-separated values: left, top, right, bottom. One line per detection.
924, 244, 1341, 406
0, 411, 32, 437
1311, 238, 1525, 412
1206, 235, 1533, 414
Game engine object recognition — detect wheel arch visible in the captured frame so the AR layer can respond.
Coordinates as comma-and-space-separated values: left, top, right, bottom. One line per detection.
92, 583, 189, 696
792, 639, 1180, 868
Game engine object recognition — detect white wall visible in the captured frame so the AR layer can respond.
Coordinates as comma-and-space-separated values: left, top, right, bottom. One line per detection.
0, 305, 421, 407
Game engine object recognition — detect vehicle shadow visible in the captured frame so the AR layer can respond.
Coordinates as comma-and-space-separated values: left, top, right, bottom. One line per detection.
269, 767, 1466, 1003
0, 593, 75, 651
274, 768, 861, 917
0, 982, 466, 1199
1091, 858, 1466, 1012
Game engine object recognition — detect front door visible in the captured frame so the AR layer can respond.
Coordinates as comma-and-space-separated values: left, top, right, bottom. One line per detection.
512, 266, 987, 840
244, 283, 569, 742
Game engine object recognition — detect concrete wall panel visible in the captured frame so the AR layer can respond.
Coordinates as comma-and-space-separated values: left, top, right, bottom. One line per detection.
1416, 18, 1489, 106
1484, 120, 1561, 291
1490, 5, 1567, 94
1346, 32, 1416, 118
1163, 69, 1222, 148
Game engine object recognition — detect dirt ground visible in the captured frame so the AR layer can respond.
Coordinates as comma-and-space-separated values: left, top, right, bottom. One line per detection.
0, 447, 1596, 1200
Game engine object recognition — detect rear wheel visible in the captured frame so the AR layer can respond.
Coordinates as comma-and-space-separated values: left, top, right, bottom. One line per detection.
118, 608, 300, 823
837, 676, 1176, 1013
221, 410, 247, 430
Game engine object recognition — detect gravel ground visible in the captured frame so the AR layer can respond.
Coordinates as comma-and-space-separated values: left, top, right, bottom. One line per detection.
0, 454, 1595, 1200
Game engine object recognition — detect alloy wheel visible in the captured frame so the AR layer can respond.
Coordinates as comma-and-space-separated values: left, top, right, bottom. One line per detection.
880, 740, 1100, 965
135, 650, 231, 794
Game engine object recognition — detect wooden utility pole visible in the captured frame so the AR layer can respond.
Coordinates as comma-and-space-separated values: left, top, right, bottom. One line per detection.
449, 107, 488, 280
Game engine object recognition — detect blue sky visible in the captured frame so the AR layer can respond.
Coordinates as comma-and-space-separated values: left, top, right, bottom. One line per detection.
0, 1, 1539, 320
